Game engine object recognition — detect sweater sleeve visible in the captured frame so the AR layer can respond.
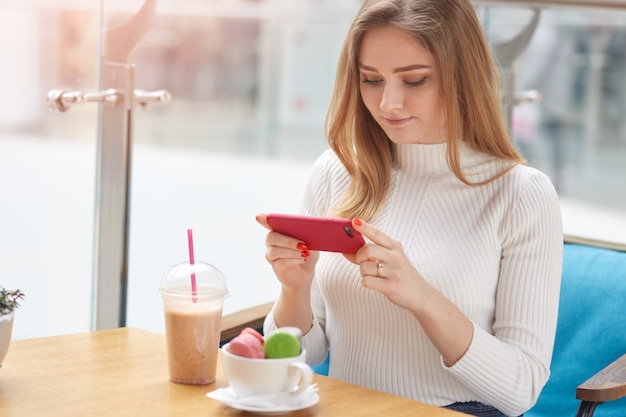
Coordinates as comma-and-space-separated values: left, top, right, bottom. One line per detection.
444, 171, 563, 416
263, 150, 337, 366
263, 294, 329, 366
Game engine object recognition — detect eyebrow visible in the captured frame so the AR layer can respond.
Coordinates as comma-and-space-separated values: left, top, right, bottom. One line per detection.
358, 63, 432, 73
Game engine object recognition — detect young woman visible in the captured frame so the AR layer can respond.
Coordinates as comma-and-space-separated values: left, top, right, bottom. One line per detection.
256, 1, 563, 416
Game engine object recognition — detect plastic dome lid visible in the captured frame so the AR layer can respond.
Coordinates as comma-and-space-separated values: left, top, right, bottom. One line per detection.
160, 261, 229, 298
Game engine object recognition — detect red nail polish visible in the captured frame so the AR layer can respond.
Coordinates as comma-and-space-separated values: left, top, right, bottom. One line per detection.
301, 251, 310, 258
297, 242, 308, 251
353, 218, 362, 226
255, 215, 260, 222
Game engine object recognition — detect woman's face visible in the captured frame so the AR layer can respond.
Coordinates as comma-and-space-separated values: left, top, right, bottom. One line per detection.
358, 26, 446, 144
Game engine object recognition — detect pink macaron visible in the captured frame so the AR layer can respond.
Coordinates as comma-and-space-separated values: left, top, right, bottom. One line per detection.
228, 331, 265, 359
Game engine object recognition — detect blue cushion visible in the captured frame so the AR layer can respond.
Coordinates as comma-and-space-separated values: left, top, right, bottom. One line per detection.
312, 354, 329, 376
528, 243, 626, 417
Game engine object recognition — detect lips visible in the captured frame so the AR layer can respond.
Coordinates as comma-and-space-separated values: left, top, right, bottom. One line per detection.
383, 117, 412, 126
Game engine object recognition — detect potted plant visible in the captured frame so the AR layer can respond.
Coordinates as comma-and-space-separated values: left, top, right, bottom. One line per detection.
0, 286, 25, 368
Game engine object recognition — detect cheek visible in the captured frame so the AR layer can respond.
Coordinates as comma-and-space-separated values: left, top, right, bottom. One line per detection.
431, 96, 446, 126
360, 89, 380, 113
419, 88, 444, 120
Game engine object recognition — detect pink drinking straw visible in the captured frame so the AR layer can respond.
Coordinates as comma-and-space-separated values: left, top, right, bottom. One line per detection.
187, 228, 198, 303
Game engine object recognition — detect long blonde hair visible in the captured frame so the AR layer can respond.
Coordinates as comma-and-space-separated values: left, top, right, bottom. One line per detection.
326, 0, 525, 221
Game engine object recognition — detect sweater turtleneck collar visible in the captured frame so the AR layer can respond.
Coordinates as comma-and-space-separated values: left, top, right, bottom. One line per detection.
394, 142, 451, 176
394, 141, 506, 179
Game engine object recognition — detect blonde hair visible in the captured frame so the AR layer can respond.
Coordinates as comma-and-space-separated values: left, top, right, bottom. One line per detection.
326, 0, 525, 221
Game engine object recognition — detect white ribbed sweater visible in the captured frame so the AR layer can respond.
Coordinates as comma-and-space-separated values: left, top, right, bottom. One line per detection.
264, 142, 563, 416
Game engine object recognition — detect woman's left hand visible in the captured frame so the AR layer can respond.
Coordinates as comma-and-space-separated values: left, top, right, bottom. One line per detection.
347, 218, 428, 312
348, 218, 474, 367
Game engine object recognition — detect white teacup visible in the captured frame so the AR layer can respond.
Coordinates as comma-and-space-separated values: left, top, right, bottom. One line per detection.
221, 343, 313, 398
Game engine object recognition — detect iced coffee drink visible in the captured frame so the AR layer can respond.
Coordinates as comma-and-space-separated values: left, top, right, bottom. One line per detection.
160, 262, 228, 385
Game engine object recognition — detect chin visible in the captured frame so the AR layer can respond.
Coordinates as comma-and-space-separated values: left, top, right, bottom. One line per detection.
381, 131, 409, 144
387, 135, 424, 145
387, 132, 444, 145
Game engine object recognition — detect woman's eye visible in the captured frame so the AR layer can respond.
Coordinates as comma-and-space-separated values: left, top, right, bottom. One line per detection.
405, 77, 427, 87
362, 77, 382, 85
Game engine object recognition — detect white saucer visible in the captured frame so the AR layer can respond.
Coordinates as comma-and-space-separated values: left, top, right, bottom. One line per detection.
207, 387, 319, 415
223, 392, 319, 415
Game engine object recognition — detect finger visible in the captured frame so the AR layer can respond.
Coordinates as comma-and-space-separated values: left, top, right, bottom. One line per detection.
342, 253, 357, 264
266, 230, 310, 252
266, 245, 311, 263
354, 242, 387, 266
256, 213, 271, 230
361, 274, 386, 292
270, 257, 311, 273
359, 259, 385, 278
375, 260, 385, 277
260, 214, 310, 252
352, 218, 393, 249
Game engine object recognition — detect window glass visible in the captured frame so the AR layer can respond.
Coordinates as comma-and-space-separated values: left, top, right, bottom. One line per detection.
478, 4, 626, 245
3, 1, 625, 339
125, 2, 359, 332
0, 2, 99, 339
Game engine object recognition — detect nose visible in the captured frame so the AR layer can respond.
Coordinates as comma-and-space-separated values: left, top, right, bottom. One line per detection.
380, 83, 403, 111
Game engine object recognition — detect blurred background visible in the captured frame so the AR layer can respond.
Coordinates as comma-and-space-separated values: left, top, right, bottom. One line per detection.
1, 0, 625, 340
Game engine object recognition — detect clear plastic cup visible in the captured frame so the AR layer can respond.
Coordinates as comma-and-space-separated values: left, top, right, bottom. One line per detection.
160, 261, 228, 385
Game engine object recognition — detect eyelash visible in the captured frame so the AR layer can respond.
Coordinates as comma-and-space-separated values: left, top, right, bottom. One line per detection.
406, 77, 427, 87
361, 77, 427, 87
361, 77, 381, 85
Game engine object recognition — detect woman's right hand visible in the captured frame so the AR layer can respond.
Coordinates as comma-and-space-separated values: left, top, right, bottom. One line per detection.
256, 213, 319, 291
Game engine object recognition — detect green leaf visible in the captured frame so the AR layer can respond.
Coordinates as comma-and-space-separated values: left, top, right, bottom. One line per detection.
0, 287, 25, 315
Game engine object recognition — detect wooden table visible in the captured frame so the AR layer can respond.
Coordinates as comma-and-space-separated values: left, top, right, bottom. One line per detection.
0, 328, 462, 417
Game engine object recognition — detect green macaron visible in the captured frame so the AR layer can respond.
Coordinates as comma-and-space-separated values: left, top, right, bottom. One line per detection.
263, 328, 301, 359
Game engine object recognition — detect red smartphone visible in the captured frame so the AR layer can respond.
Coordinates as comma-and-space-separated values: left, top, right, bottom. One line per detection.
266, 213, 365, 254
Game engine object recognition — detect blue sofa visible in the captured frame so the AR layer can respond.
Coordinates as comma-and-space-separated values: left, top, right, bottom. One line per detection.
527, 243, 626, 417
